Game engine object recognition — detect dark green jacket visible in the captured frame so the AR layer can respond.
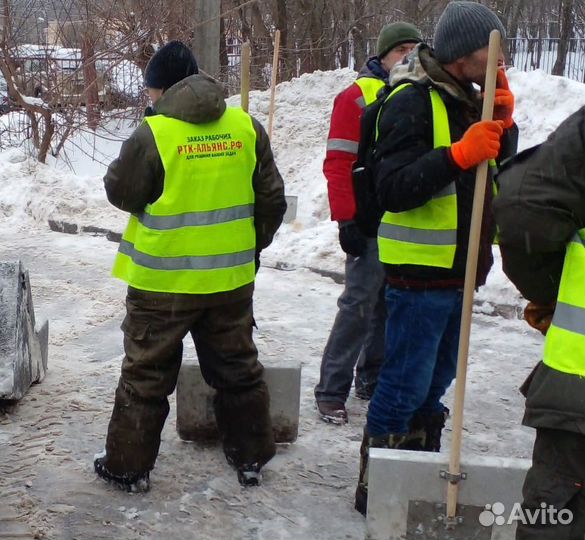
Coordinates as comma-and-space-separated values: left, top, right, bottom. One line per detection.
494, 106, 585, 434
104, 74, 286, 305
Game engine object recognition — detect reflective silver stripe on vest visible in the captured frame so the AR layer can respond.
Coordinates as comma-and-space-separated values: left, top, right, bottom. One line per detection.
119, 240, 255, 270
326, 138, 359, 154
378, 223, 457, 246
355, 96, 366, 109
139, 204, 254, 231
552, 301, 585, 336
433, 182, 456, 199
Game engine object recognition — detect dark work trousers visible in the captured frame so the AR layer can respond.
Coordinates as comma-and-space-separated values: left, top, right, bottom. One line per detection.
516, 428, 585, 540
103, 287, 275, 476
314, 238, 386, 404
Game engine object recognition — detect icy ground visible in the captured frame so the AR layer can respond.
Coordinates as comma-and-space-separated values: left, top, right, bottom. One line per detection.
0, 229, 542, 540
0, 66, 581, 539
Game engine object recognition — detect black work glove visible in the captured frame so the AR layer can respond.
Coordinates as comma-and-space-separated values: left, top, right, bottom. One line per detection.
338, 221, 367, 257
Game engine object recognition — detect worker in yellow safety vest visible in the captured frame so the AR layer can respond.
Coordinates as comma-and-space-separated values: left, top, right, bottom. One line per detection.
495, 105, 585, 540
354, 1, 519, 516
95, 41, 286, 491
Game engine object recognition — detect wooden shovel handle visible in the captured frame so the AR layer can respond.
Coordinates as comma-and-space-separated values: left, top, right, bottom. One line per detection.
446, 29, 501, 520
268, 30, 281, 139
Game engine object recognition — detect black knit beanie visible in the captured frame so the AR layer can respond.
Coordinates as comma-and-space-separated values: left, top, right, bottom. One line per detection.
434, 1, 506, 64
144, 40, 199, 90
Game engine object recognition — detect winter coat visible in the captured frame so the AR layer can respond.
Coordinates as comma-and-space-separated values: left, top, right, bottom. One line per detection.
323, 57, 388, 222
494, 106, 585, 434
373, 44, 518, 288
104, 74, 286, 305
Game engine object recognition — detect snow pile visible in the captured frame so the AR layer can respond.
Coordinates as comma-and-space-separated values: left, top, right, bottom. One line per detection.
509, 68, 585, 150
0, 148, 126, 231
227, 68, 357, 272
0, 67, 584, 309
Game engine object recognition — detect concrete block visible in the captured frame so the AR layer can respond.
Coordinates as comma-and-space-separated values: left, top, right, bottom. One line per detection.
367, 449, 531, 540
0, 261, 49, 400
176, 363, 301, 443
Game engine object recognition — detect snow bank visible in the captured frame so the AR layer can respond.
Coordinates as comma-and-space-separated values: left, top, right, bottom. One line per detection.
227, 68, 357, 273
1, 67, 583, 309
509, 68, 585, 150
0, 147, 126, 232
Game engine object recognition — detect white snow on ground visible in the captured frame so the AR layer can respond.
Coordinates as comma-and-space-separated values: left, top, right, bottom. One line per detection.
0, 67, 581, 539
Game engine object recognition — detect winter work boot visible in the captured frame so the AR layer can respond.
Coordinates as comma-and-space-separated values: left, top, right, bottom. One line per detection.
94, 455, 150, 493
405, 413, 428, 451
317, 401, 348, 425
354, 429, 409, 516
422, 408, 449, 452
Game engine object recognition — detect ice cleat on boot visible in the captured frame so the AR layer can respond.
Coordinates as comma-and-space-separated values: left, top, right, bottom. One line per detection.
94, 456, 150, 493
237, 462, 262, 487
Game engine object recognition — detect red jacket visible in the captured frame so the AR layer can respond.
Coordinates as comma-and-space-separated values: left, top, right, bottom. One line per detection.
323, 60, 387, 221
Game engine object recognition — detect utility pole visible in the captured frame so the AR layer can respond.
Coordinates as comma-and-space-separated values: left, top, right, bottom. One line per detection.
192, 0, 220, 79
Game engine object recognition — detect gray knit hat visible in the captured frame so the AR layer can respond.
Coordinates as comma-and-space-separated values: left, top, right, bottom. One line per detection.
434, 1, 506, 64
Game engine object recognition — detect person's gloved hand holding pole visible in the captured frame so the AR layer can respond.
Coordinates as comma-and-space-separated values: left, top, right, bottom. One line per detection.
449, 120, 504, 170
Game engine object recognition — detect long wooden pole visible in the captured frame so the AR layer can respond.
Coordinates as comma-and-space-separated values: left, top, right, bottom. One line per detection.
446, 29, 501, 521
240, 41, 251, 112
267, 29, 281, 139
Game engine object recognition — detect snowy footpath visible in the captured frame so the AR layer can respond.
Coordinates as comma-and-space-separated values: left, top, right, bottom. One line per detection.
1, 66, 582, 539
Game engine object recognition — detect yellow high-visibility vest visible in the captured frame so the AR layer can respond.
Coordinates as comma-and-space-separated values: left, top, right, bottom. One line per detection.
376, 83, 497, 267
544, 229, 585, 376
112, 107, 258, 294
326, 77, 385, 155
377, 83, 457, 268
355, 77, 386, 108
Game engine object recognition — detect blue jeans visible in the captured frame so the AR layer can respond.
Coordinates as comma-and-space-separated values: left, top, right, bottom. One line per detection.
367, 287, 463, 437
314, 238, 386, 403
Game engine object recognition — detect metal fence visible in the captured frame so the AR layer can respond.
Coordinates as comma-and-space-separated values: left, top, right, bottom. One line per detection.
363, 36, 585, 83
509, 38, 585, 82
4, 36, 585, 113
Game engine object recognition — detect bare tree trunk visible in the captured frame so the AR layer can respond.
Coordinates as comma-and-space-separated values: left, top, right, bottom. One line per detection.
275, 0, 292, 80
350, 0, 367, 69
219, 13, 229, 72
552, 0, 574, 75
38, 115, 55, 164
81, 33, 100, 130
1, 0, 11, 46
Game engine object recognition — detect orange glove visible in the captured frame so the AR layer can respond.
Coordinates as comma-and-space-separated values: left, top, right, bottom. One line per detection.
492, 69, 515, 128
449, 120, 504, 171
524, 301, 556, 336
